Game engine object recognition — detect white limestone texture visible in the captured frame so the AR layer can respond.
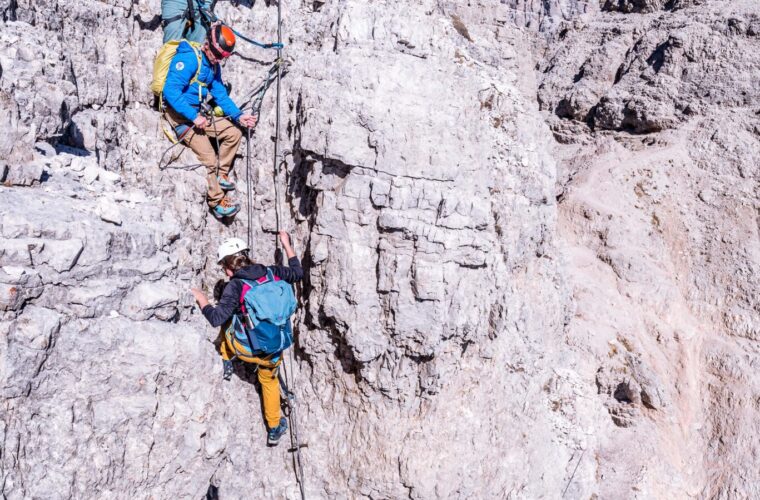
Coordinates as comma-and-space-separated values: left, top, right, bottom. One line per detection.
0, 0, 758, 498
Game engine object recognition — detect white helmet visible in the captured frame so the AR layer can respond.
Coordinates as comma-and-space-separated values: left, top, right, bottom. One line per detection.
217, 237, 249, 263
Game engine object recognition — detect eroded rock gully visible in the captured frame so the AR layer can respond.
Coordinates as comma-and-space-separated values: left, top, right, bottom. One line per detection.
1, 0, 758, 498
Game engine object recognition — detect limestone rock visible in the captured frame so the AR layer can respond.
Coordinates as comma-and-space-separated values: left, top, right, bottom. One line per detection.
0, 0, 758, 498
37, 239, 84, 273
120, 282, 179, 321
82, 164, 100, 184
97, 198, 122, 225
2, 162, 44, 186
99, 168, 121, 184
3, 306, 61, 397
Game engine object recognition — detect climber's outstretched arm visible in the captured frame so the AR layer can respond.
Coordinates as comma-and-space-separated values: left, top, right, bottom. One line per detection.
191, 288, 210, 309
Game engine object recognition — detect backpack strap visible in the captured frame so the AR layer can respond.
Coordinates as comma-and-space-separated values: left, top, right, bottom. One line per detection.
185, 0, 196, 30
264, 268, 275, 284
228, 315, 245, 359
158, 40, 207, 114
186, 41, 207, 104
248, 269, 274, 286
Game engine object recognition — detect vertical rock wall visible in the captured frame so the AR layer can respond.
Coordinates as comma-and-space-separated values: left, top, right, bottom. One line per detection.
1, 1, 572, 498
539, 0, 760, 496
1, 0, 758, 498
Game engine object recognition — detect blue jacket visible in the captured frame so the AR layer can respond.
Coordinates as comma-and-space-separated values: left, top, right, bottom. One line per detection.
163, 41, 243, 122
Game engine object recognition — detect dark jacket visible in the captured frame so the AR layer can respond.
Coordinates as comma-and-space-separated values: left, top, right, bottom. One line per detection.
202, 257, 303, 327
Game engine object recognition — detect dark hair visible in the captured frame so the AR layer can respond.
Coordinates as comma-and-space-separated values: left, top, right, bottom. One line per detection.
213, 279, 227, 301
220, 252, 252, 273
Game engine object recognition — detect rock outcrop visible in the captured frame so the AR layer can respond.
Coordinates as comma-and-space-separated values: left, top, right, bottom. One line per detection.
1, 0, 758, 498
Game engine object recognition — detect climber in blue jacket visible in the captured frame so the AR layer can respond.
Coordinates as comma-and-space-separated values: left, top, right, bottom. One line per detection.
163, 23, 257, 219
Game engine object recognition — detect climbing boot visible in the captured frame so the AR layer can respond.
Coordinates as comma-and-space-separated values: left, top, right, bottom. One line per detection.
267, 418, 288, 446
212, 198, 240, 219
222, 359, 234, 381
218, 175, 235, 191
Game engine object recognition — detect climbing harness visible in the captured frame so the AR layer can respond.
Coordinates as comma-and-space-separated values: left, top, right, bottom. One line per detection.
155, 39, 215, 170
157, 104, 219, 171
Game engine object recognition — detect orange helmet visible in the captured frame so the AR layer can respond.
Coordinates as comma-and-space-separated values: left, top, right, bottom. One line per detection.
208, 23, 236, 58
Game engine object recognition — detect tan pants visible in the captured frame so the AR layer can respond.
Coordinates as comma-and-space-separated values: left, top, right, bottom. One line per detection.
165, 107, 242, 208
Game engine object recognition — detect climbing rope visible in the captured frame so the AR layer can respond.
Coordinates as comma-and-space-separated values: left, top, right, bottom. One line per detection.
209, 110, 223, 185
194, 0, 283, 50
241, 57, 284, 248
157, 120, 207, 171
271, 0, 286, 264
265, 4, 306, 498
245, 127, 254, 249
157, 107, 223, 172
280, 352, 306, 500
240, 59, 286, 120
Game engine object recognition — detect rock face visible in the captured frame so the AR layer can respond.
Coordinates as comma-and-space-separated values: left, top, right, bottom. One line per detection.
1, 0, 758, 499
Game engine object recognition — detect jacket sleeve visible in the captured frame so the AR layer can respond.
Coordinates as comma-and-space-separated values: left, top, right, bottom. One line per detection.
270, 256, 303, 284
209, 66, 243, 121
202, 279, 242, 327
163, 50, 200, 122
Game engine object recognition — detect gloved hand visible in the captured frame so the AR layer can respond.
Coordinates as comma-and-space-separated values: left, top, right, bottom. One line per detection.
223, 359, 234, 381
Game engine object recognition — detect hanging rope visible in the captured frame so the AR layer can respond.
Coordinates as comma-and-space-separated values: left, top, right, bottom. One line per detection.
240, 59, 285, 119
280, 352, 306, 500
194, 0, 283, 50
231, 28, 283, 50
241, 58, 284, 248
245, 127, 254, 249
272, 0, 284, 265
268, 4, 306, 499
157, 120, 208, 171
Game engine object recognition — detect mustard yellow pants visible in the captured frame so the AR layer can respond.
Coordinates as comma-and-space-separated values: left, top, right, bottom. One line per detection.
220, 335, 282, 429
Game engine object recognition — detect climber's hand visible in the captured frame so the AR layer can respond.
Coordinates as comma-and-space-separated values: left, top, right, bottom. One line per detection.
278, 230, 291, 248
193, 115, 208, 130
238, 114, 257, 129
278, 230, 296, 259
191, 288, 209, 308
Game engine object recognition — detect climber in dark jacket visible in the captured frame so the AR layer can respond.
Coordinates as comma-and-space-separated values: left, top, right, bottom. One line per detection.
190, 231, 302, 445
197, 239, 302, 327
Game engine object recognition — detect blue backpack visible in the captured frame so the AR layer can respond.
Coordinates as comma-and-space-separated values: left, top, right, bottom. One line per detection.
231, 269, 297, 355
